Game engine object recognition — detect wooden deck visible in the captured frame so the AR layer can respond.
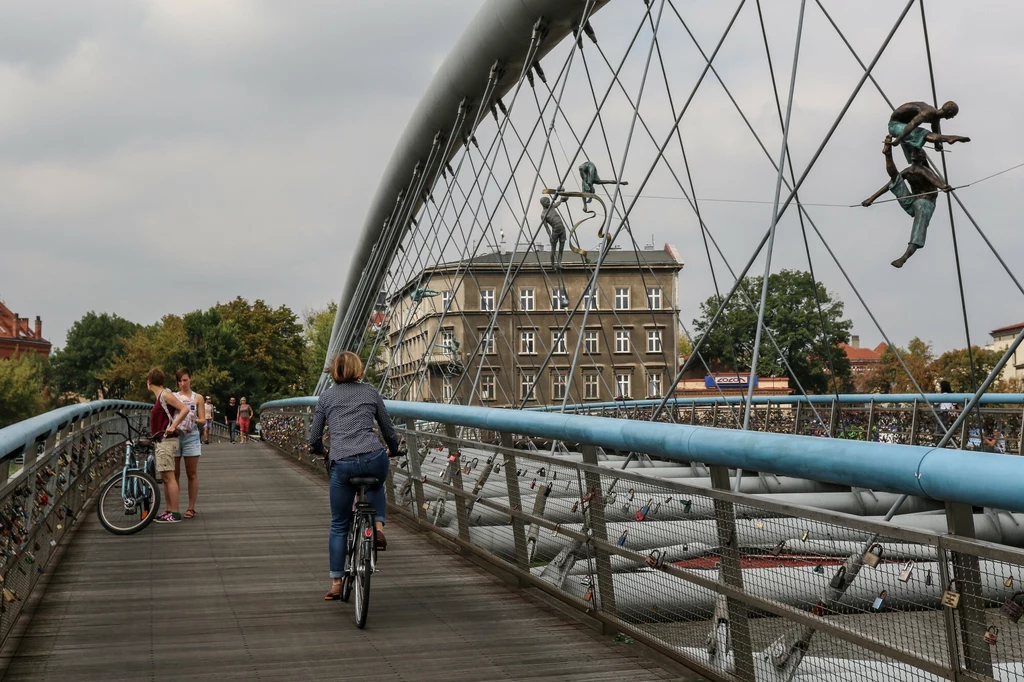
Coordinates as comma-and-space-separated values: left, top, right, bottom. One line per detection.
1, 442, 692, 681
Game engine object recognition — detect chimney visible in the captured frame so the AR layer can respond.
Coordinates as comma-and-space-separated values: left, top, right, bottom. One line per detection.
35, 316, 42, 339
13, 314, 19, 338
851, 335, 860, 349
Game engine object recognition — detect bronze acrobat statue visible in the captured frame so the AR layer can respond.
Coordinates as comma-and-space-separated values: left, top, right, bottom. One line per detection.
578, 161, 626, 211
539, 194, 570, 269
887, 100, 969, 162
862, 135, 952, 268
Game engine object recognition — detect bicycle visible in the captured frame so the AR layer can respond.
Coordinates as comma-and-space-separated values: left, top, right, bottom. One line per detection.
321, 444, 406, 629
96, 412, 162, 535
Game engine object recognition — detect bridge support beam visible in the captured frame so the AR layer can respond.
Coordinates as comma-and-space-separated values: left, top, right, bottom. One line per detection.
582, 444, 616, 623
500, 432, 530, 572
944, 502, 993, 678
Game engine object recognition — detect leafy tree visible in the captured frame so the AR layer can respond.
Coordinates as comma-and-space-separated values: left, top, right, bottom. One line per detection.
692, 269, 853, 393
0, 355, 47, 427
931, 346, 1003, 393
678, 332, 693, 358
303, 302, 337, 392
99, 316, 187, 401
50, 312, 139, 399
858, 337, 935, 394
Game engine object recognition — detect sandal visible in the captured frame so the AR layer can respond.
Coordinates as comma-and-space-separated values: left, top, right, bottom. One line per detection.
324, 584, 342, 600
184, 509, 196, 519
375, 529, 387, 552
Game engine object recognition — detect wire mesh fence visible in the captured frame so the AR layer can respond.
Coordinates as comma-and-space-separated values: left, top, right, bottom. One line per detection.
260, 406, 1024, 681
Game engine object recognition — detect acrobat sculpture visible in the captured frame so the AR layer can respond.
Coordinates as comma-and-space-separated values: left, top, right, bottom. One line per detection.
862, 101, 969, 268
539, 195, 570, 270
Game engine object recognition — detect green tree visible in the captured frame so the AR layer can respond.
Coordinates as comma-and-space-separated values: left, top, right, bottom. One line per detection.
0, 355, 47, 427
930, 346, 1003, 393
303, 302, 337, 392
50, 312, 140, 399
692, 270, 853, 393
99, 316, 187, 401
858, 337, 935, 394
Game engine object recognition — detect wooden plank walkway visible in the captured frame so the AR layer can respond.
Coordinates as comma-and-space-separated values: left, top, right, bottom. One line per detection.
1, 442, 691, 681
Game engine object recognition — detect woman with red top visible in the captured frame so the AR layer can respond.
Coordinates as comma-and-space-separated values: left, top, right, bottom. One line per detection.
146, 368, 190, 524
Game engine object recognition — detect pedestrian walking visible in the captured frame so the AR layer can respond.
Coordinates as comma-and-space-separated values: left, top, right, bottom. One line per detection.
238, 397, 254, 443
225, 397, 239, 443
204, 396, 214, 444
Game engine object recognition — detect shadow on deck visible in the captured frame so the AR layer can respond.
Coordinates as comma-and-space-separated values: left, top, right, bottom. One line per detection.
0, 442, 692, 681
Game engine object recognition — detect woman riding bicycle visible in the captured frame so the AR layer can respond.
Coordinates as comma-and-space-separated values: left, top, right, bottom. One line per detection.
309, 351, 398, 601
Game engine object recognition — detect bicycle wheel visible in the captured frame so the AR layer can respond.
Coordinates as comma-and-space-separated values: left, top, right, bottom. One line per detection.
353, 515, 373, 629
97, 471, 161, 535
340, 531, 355, 603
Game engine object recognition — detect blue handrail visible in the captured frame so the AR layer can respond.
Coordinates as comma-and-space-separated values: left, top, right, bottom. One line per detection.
260, 396, 1024, 513
0, 401, 150, 463
524, 393, 1024, 411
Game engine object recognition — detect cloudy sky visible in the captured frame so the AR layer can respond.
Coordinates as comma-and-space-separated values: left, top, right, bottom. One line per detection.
3, 0, 1023, 357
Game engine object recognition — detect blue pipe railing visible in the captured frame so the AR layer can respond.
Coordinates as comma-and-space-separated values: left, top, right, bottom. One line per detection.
261, 397, 1024, 512
526, 393, 1024, 411
0, 400, 149, 463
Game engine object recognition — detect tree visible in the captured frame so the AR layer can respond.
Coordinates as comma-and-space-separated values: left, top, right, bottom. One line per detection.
99, 316, 187, 401
303, 302, 337, 392
692, 270, 853, 393
0, 355, 47, 427
931, 346, 1003, 393
678, 332, 694, 358
858, 337, 935, 394
50, 312, 140, 399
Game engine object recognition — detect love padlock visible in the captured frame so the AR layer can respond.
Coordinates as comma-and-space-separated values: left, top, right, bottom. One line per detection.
529, 479, 537, 490
635, 498, 653, 522
862, 543, 884, 568
1005, 576, 1015, 589
606, 492, 618, 505
872, 589, 888, 611
645, 550, 664, 569
627, 488, 634, 502
829, 565, 848, 591
770, 541, 785, 557
617, 530, 628, 547
898, 561, 914, 583
985, 626, 999, 645
681, 499, 692, 513
801, 529, 810, 542
1000, 592, 1024, 623
941, 580, 962, 609
571, 501, 579, 513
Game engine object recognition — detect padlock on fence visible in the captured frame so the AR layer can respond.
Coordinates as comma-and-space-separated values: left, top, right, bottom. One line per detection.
898, 561, 914, 583
941, 580, 962, 609
617, 530, 628, 547
1005, 575, 1015, 588
771, 541, 785, 557
646, 550, 664, 569
985, 626, 999, 645
872, 590, 888, 611
801, 529, 810, 542
830, 565, 847, 590
862, 543, 884, 568
1000, 592, 1024, 623
571, 500, 579, 513
635, 498, 653, 522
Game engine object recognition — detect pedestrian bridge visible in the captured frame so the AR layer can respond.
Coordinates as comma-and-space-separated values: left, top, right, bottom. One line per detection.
2, 398, 1024, 681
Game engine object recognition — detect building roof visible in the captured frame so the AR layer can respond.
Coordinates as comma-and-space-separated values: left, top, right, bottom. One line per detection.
990, 322, 1024, 336
0, 301, 48, 343
839, 342, 887, 361
458, 245, 683, 269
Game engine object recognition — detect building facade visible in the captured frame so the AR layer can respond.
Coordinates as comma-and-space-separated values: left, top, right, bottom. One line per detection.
986, 322, 1024, 385
385, 245, 683, 406
0, 302, 51, 360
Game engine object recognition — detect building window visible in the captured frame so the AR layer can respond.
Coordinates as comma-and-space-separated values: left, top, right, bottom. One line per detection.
442, 329, 455, 351
521, 373, 536, 401
442, 378, 454, 402
584, 287, 598, 310
480, 375, 496, 401
551, 288, 568, 310
552, 331, 567, 354
648, 373, 662, 397
615, 330, 630, 353
616, 373, 631, 399
480, 289, 495, 311
584, 331, 599, 354
647, 329, 662, 353
585, 373, 600, 400
520, 330, 536, 355
647, 287, 662, 310
442, 290, 453, 311
481, 329, 496, 354
552, 373, 567, 401
519, 288, 535, 312
615, 287, 630, 310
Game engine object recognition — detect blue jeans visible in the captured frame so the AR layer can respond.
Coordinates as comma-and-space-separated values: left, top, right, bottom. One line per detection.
329, 449, 389, 578
228, 421, 238, 442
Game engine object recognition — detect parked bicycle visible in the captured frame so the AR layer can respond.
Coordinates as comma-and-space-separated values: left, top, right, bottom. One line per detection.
97, 412, 161, 535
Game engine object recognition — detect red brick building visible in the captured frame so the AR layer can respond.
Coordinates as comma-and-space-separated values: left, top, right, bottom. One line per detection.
839, 335, 887, 376
0, 301, 51, 359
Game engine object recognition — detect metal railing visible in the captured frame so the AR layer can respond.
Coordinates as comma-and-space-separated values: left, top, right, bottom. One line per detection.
0, 401, 151, 647
261, 397, 1024, 682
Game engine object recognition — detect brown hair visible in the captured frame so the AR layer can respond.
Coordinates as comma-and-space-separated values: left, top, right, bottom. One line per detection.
147, 368, 166, 387
175, 367, 191, 381
329, 351, 363, 383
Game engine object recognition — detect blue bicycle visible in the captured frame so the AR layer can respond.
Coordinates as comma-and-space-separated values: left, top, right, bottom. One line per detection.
97, 412, 161, 535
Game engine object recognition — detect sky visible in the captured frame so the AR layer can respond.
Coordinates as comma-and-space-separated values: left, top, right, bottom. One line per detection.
2, 0, 1023, 357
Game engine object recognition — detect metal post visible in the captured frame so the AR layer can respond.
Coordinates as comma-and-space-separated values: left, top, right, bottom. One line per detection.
793, 401, 802, 435
404, 418, 427, 520
689, 402, 696, 425
499, 432, 529, 571
944, 503, 993, 677
1017, 404, 1024, 455
828, 399, 838, 438
909, 399, 919, 446
708, 464, 755, 681
445, 423, 471, 544
581, 443, 616, 618
866, 400, 876, 442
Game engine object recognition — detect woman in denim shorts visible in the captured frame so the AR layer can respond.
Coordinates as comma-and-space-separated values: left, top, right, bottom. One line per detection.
174, 367, 205, 519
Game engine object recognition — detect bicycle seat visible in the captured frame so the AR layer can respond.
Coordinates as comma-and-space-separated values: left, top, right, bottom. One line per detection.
136, 438, 153, 449
349, 476, 380, 487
